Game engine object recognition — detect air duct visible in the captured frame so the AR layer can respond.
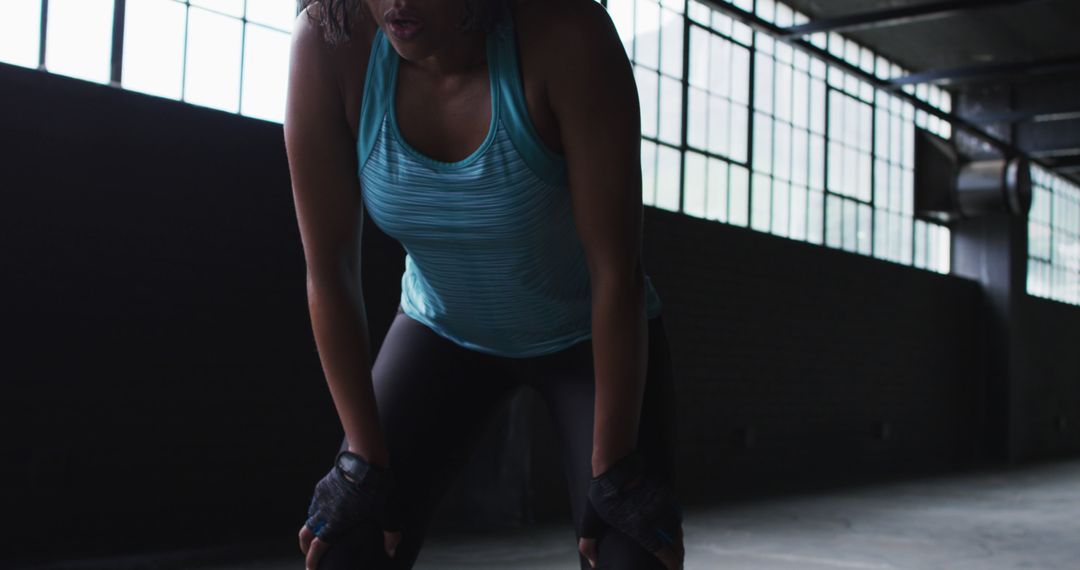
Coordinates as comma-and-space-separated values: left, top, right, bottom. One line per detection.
914, 127, 1032, 222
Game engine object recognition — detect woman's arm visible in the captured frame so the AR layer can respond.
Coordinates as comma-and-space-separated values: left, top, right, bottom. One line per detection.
284, 4, 388, 468
544, 0, 651, 477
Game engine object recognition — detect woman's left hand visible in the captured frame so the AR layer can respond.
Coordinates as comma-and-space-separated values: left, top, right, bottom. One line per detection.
578, 450, 685, 569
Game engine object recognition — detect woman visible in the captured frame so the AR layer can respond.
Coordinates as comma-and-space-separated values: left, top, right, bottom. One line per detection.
283, 0, 685, 568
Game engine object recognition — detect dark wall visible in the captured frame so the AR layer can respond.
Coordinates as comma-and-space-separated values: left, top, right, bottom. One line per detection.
1, 63, 402, 563
600, 211, 985, 503
4, 61, 1074, 565
1017, 295, 1080, 458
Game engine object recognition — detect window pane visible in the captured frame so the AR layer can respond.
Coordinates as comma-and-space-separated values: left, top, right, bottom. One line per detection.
635, 66, 659, 138
642, 139, 658, 206
857, 152, 872, 202
809, 134, 825, 189
688, 87, 707, 149
610, 0, 635, 56
732, 20, 752, 45
858, 203, 872, 255
0, 0, 42, 68
711, 10, 733, 37
729, 104, 749, 163
660, 8, 683, 78
751, 172, 771, 231
656, 145, 682, 212
635, 0, 660, 69
792, 71, 808, 129
730, 165, 749, 226
731, 45, 750, 105
876, 210, 894, 261
810, 78, 826, 134
772, 180, 790, 237
707, 157, 729, 221
184, 7, 243, 112
754, 55, 773, 115
792, 129, 808, 186
900, 212, 913, 263
914, 219, 927, 268
774, 63, 792, 122
245, 0, 296, 31
753, 112, 772, 175
688, 0, 710, 26
843, 198, 857, 252
774, 121, 791, 182
688, 26, 708, 88
808, 189, 824, 243
123, 0, 185, 99
843, 146, 857, 197
190, 0, 243, 17
927, 221, 941, 270
709, 33, 731, 98
658, 75, 682, 145
46, 0, 115, 84
791, 184, 808, 240
902, 169, 914, 215
826, 194, 842, 248
756, 0, 776, 22
661, 0, 684, 15
684, 151, 707, 218
708, 95, 729, 157
241, 24, 291, 123
828, 141, 842, 194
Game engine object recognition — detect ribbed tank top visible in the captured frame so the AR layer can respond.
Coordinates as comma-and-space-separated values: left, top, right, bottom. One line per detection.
356, 15, 663, 358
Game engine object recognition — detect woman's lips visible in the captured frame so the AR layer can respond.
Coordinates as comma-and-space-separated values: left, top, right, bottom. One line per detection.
385, 7, 424, 41
387, 18, 424, 40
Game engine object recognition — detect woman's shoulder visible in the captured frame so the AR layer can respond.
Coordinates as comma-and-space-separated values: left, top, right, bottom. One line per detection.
291, 2, 379, 140
514, 0, 619, 74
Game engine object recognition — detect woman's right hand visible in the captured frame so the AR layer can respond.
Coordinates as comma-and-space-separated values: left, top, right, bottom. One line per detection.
298, 450, 404, 569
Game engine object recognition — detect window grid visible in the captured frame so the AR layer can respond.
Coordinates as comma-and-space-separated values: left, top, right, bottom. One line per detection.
624, 0, 687, 212
873, 90, 916, 266
7, 0, 977, 277
2, 0, 294, 123
674, 0, 953, 274
1028, 166, 1080, 306
680, 19, 753, 225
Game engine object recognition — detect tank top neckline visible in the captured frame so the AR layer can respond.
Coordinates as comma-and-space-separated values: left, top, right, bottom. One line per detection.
385, 30, 500, 171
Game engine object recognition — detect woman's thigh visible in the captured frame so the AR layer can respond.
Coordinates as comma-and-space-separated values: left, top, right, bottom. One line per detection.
317, 307, 522, 569
526, 314, 679, 570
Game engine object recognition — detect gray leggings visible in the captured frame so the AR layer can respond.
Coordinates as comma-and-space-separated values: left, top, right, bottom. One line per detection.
317, 306, 679, 569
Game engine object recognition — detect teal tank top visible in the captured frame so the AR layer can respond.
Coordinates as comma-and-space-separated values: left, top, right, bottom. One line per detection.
356, 16, 663, 358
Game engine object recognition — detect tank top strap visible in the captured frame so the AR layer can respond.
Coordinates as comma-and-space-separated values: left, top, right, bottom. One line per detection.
491, 16, 568, 186
358, 27, 394, 175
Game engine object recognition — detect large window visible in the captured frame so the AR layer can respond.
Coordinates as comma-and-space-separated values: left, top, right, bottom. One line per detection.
0, 0, 294, 123
1028, 167, 1080, 305
603, 0, 954, 274
7, 0, 988, 278
683, 6, 752, 225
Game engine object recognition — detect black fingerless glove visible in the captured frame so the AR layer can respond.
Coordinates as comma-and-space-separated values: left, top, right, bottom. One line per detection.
580, 449, 683, 554
304, 450, 402, 543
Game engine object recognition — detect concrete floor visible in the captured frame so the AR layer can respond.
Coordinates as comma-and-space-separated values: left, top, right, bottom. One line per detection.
19, 458, 1080, 570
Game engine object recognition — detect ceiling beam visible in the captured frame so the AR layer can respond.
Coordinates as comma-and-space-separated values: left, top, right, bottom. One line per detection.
697, 1, 1033, 160
778, 0, 1051, 38
696, 0, 1078, 185
959, 104, 1080, 125
887, 56, 1080, 88
1038, 155, 1080, 169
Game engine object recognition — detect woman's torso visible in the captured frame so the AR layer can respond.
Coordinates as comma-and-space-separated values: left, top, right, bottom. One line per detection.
340, 0, 562, 162
329, 0, 662, 358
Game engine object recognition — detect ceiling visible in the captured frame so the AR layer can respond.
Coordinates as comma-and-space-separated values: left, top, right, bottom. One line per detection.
768, 0, 1080, 183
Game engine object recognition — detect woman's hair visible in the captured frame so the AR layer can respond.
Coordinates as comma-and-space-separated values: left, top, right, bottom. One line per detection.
296, 0, 511, 47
